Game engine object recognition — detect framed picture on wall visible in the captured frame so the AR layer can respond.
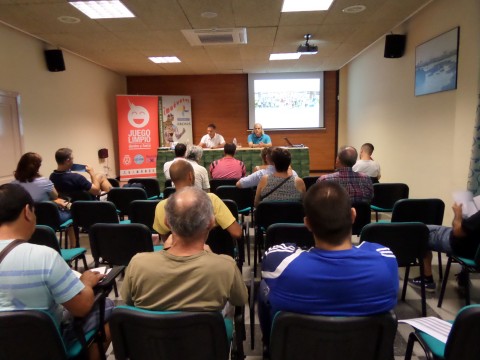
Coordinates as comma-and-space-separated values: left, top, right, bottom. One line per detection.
415, 27, 460, 96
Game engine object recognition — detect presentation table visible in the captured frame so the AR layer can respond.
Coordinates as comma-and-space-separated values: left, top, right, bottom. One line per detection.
156, 147, 310, 191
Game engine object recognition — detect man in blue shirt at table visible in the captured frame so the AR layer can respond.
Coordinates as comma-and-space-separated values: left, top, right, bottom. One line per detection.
248, 123, 272, 148
258, 181, 399, 352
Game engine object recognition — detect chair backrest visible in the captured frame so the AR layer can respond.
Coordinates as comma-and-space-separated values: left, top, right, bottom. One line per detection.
352, 202, 371, 235
71, 200, 119, 231
360, 222, 429, 267
391, 198, 445, 225
128, 178, 161, 198
206, 199, 238, 259
215, 185, 255, 213
107, 178, 120, 188
265, 223, 314, 250
129, 200, 160, 232
164, 179, 172, 188
107, 187, 148, 216
34, 201, 61, 230
371, 183, 409, 210
29, 225, 62, 254
110, 306, 229, 360
0, 310, 68, 360
210, 178, 239, 193
89, 223, 153, 266
270, 311, 397, 360
302, 176, 319, 190
163, 186, 176, 199
255, 201, 305, 229
445, 305, 480, 360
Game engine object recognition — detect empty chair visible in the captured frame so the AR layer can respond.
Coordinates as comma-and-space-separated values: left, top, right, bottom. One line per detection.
301, 176, 319, 191
107, 187, 148, 219
110, 307, 234, 360
371, 183, 409, 221
352, 202, 371, 236
405, 305, 480, 360
270, 311, 397, 360
360, 222, 429, 316
391, 198, 445, 279
127, 178, 161, 199
34, 201, 73, 249
163, 186, 176, 199
88, 223, 154, 267
254, 201, 305, 275
107, 178, 120, 188
29, 225, 87, 271
209, 178, 239, 193
265, 223, 314, 250
129, 199, 160, 233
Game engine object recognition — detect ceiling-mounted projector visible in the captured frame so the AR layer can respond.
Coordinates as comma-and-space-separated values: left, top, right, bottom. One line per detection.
297, 34, 318, 54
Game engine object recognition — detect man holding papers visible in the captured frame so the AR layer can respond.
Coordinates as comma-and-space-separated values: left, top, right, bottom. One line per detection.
409, 199, 480, 292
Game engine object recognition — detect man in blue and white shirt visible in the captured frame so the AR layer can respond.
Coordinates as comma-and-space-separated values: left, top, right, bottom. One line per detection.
259, 181, 399, 343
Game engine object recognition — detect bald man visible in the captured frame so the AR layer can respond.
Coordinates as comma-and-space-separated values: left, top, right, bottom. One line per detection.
317, 146, 373, 204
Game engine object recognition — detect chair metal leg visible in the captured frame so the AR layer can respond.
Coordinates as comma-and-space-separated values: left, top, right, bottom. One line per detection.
82, 255, 88, 271
402, 266, 410, 301
437, 257, 452, 308
437, 252, 443, 280
465, 269, 471, 306
419, 262, 427, 317
404, 332, 416, 360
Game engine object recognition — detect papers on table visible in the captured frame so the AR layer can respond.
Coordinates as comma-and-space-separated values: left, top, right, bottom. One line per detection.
399, 317, 452, 343
453, 191, 480, 218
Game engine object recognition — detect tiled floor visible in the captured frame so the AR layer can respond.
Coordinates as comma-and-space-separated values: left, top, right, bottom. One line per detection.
74, 226, 476, 360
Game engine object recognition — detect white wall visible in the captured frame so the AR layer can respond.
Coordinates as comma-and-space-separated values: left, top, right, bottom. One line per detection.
0, 23, 126, 180
339, 0, 480, 222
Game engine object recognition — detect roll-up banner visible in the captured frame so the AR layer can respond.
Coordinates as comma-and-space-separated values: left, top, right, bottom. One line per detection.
117, 95, 159, 181
117, 95, 192, 181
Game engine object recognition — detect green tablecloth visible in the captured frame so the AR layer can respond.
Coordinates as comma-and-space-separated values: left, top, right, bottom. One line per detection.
156, 147, 310, 191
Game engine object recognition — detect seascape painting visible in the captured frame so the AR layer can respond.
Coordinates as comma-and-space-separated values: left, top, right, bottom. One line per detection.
415, 27, 459, 96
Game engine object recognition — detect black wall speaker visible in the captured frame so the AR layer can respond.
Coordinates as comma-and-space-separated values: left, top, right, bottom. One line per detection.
98, 148, 109, 159
44, 49, 65, 72
384, 34, 406, 58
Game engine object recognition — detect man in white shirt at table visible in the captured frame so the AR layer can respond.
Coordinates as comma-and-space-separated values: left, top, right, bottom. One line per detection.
198, 123, 226, 149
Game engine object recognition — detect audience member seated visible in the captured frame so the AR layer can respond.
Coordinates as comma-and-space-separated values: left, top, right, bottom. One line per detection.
12, 152, 76, 242
236, 147, 298, 189
0, 184, 114, 360
209, 143, 246, 179
317, 145, 374, 204
409, 203, 480, 292
163, 143, 186, 180
122, 186, 248, 314
185, 145, 210, 191
153, 160, 241, 243
253, 147, 270, 173
50, 148, 112, 199
353, 142, 381, 183
198, 123, 226, 149
254, 147, 305, 207
258, 181, 399, 347
248, 123, 272, 148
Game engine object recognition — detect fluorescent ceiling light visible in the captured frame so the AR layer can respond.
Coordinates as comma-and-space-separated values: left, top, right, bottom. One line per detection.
149, 56, 181, 64
270, 53, 302, 60
69, 1, 135, 19
282, 0, 334, 12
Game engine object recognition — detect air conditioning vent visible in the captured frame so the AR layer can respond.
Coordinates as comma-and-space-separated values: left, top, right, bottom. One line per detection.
181, 28, 247, 46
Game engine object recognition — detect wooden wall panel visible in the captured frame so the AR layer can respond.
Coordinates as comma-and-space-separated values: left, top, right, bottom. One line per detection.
127, 71, 338, 172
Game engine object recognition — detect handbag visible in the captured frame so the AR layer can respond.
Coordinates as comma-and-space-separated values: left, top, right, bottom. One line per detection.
260, 176, 292, 201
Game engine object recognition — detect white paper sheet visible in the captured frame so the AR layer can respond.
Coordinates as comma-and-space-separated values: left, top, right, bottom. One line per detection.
399, 317, 452, 343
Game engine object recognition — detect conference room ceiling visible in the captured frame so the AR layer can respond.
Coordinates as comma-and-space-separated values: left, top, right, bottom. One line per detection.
0, 0, 432, 76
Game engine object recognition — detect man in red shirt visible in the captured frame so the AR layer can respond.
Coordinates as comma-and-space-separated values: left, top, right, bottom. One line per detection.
209, 143, 246, 179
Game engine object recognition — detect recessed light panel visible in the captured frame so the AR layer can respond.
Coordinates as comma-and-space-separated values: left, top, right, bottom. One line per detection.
69, 1, 135, 19
270, 53, 302, 60
282, 0, 334, 12
149, 56, 181, 64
